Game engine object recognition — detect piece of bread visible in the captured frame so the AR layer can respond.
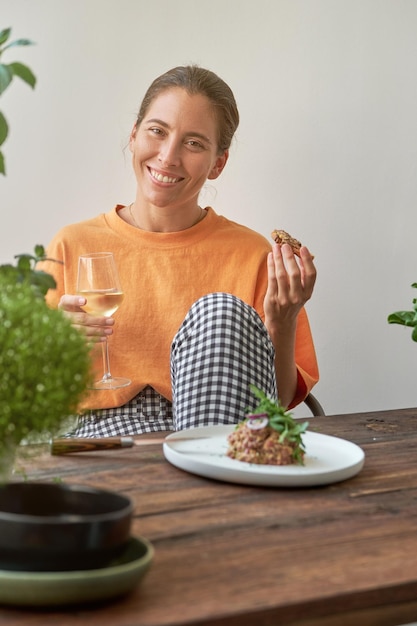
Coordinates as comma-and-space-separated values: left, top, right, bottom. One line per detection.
271, 229, 314, 259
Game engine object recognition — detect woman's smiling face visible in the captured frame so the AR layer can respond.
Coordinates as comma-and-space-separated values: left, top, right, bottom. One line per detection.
129, 87, 228, 212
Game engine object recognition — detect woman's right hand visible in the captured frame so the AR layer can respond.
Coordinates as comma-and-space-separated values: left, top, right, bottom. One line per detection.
58, 295, 115, 342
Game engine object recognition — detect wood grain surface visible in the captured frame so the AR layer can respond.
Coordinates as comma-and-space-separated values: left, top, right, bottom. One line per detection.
2, 408, 417, 626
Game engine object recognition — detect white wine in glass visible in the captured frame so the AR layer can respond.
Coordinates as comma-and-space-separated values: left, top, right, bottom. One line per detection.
77, 252, 131, 390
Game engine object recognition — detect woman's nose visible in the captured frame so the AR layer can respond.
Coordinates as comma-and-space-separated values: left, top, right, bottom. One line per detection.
158, 139, 180, 167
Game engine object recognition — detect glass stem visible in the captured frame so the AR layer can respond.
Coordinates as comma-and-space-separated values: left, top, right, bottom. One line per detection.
101, 337, 112, 381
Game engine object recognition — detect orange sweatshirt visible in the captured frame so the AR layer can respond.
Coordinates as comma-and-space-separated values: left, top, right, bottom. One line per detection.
42, 206, 318, 410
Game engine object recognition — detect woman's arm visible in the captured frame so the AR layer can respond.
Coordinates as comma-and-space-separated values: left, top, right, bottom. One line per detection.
263, 243, 317, 408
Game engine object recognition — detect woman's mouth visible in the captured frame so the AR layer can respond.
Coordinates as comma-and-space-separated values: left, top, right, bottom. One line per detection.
149, 168, 182, 184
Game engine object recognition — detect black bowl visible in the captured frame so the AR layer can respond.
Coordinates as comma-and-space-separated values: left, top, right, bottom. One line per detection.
0, 482, 133, 572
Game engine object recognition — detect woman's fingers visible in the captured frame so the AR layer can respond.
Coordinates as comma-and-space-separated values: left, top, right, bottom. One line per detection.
58, 294, 87, 312
267, 243, 316, 306
58, 294, 114, 341
299, 246, 317, 299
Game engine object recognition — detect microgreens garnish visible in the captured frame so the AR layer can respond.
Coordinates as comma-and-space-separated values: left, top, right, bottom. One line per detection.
246, 384, 309, 464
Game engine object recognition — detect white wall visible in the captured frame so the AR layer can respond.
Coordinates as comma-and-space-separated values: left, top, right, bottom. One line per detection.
2, 0, 417, 417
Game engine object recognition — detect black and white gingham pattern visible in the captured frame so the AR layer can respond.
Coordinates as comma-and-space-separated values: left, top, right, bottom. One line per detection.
70, 386, 173, 437
171, 292, 277, 430
69, 292, 277, 437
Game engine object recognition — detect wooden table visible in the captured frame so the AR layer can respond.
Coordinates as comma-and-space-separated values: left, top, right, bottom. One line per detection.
2, 408, 417, 626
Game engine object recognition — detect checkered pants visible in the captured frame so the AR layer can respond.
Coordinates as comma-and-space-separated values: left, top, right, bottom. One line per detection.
71, 293, 277, 436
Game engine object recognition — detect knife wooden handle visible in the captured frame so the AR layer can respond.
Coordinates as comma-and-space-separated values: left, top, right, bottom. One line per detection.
50, 437, 134, 455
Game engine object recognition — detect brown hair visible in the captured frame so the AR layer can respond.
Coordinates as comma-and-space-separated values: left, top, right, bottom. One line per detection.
135, 65, 239, 154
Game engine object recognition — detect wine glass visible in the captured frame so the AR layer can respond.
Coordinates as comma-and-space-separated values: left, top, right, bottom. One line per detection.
77, 252, 131, 390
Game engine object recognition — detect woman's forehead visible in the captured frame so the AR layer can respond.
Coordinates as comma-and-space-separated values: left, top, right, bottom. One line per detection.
144, 88, 218, 133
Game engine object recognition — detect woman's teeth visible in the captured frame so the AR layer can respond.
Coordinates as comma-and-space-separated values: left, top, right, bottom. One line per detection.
150, 169, 180, 184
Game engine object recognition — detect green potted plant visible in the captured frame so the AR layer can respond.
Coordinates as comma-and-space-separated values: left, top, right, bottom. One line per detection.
0, 29, 92, 479
0, 246, 93, 478
387, 283, 417, 341
0, 27, 36, 175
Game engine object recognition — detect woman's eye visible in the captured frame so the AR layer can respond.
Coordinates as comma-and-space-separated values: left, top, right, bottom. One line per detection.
187, 140, 204, 150
149, 127, 163, 136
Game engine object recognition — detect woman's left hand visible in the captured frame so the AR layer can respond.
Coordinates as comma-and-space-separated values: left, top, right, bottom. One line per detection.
264, 243, 316, 333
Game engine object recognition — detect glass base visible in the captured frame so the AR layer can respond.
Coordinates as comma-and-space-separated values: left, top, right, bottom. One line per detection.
91, 376, 131, 390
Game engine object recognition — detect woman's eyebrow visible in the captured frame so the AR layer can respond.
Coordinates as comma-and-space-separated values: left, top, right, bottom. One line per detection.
146, 118, 212, 144
146, 117, 169, 127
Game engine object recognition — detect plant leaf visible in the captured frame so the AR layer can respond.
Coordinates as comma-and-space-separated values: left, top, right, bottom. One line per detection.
15, 255, 32, 271
8, 247, 60, 297
26, 269, 57, 296
8, 61, 36, 88
0, 149, 5, 175
0, 28, 11, 47
0, 63, 13, 95
387, 311, 417, 327
34, 244, 46, 258
0, 111, 8, 146
1, 38, 35, 53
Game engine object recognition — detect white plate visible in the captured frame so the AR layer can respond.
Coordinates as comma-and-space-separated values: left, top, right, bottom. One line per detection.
163, 426, 365, 487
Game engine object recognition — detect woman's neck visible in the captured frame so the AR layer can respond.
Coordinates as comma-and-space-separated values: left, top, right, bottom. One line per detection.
123, 202, 206, 233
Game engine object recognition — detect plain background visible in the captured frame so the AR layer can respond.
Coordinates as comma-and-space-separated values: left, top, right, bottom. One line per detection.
2, 0, 417, 417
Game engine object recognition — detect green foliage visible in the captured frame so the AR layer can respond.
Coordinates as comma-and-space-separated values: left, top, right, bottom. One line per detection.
0, 27, 36, 175
0, 247, 93, 467
1, 244, 60, 299
387, 283, 417, 342
247, 385, 309, 464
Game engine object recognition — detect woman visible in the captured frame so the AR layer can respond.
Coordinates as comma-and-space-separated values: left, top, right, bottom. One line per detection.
41, 65, 319, 436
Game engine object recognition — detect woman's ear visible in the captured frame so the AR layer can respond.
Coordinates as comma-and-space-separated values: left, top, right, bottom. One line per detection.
129, 124, 137, 153
207, 150, 229, 180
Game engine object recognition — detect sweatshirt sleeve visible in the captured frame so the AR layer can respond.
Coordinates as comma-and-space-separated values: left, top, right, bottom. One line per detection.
288, 307, 319, 408
37, 233, 70, 309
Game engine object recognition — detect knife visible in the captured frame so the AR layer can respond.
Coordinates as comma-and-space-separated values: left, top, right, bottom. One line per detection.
50, 435, 206, 455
